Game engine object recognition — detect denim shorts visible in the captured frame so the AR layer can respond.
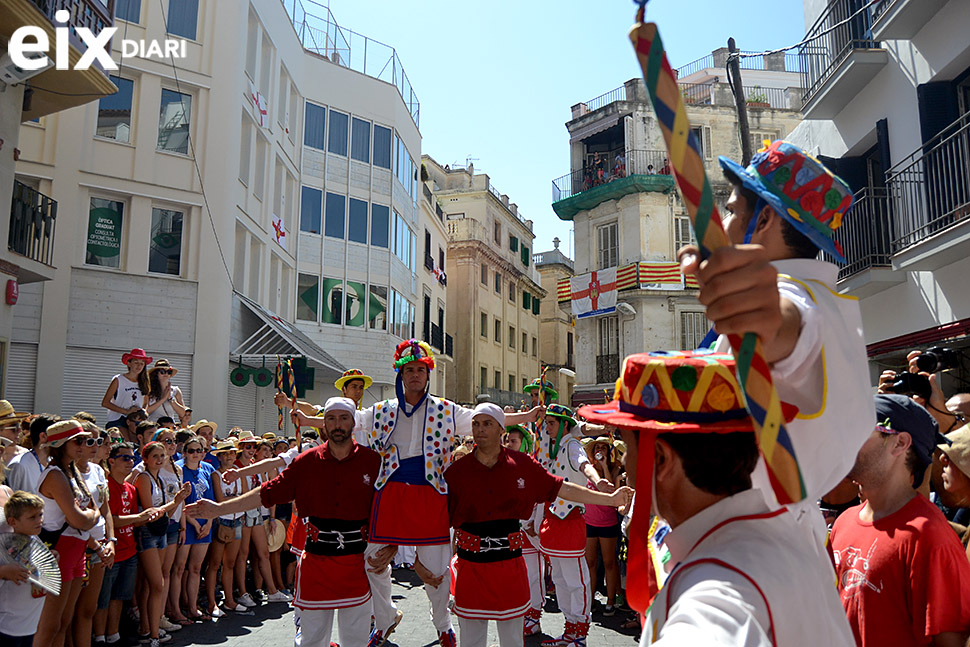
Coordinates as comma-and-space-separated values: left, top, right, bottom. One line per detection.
97, 555, 137, 609
166, 520, 180, 546
243, 509, 260, 528
217, 517, 243, 541
136, 526, 168, 551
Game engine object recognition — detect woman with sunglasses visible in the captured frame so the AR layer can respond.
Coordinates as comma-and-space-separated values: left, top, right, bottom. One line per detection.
72, 423, 115, 647
133, 441, 190, 646
175, 435, 215, 621
146, 360, 189, 427
93, 443, 162, 646
206, 441, 245, 615
34, 421, 101, 647
150, 428, 192, 629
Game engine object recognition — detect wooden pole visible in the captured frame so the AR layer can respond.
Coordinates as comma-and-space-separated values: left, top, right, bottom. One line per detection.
728, 37, 753, 165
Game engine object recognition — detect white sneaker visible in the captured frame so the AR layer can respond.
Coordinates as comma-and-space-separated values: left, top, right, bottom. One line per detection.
238, 592, 257, 608
267, 590, 293, 603
225, 602, 249, 612
210, 607, 226, 618
159, 616, 181, 632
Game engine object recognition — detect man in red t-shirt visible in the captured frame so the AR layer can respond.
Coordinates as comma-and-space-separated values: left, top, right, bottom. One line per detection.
831, 394, 970, 647
445, 403, 632, 647
187, 397, 381, 647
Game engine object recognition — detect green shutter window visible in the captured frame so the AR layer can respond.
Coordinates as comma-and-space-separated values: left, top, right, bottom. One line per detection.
510, 235, 519, 252
521, 244, 530, 266
532, 297, 540, 315
523, 291, 531, 309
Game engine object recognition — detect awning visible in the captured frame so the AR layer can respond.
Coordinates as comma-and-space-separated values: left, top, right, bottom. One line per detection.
232, 292, 346, 377
569, 113, 624, 144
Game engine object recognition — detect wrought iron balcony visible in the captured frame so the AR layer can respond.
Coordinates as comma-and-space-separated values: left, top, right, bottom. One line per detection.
552, 149, 669, 202
431, 323, 444, 352
445, 333, 453, 358
828, 187, 893, 280
9, 180, 57, 267
595, 354, 619, 385
887, 112, 970, 253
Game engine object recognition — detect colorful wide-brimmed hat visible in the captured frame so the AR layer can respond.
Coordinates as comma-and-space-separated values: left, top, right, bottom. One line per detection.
45, 420, 89, 448
545, 403, 576, 430
719, 140, 854, 262
523, 377, 558, 401
506, 424, 534, 454
334, 368, 373, 390
0, 399, 29, 425
579, 350, 797, 433
393, 339, 435, 372
121, 348, 153, 365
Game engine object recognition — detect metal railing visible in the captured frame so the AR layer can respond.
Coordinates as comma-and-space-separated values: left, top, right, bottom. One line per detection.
486, 179, 528, 225
28, 0, 114, 72
826, 187, 893, 279
581, 85, 629, 113
445, 333, 453, 358
887, 112, 970, 251
9, 181, 57, 266
478, 387, 526, 408
799, 0, 880, 106
552, 149, 669, 202
431, 323, 444, 352
680, 81, 716, 106
675, 51, 802, 78
743, 85, 788, 108
282, 0, 420, 127
595, 354, 619, 384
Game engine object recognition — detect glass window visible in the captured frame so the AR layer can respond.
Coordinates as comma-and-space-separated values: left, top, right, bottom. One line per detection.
148, 207, 183, 275
117, 0, 141, 22
371, 204, 389, 247
494, 319, 501, 343
481, 264, 488, 285
300, 186, 322, 234
96, 76, 133, 142
345, 281, 366, 327
509, 326, 515, 349
297, 273, 319, 321
351, 118, 370, 163
597, 222, 618, 269
238, 118, 251, 184
328, 110, 348, 156
304, 103, 326, 150
480, 312, 487, 337
325, 193, 345, 239
166, 0, 198, 40
157, 89, 191, 154
322, 278, 343, 324
369, 285, 387, 330
494, 271, 501, 293
373, 125, 392, 169
480, 367, 488, 391
508, 374, 515, 392
86, 198, 124, 268
348, 198, 368, 244
522, 332, 527, 353
509, 282, 515, 302
494, 371, 501, 389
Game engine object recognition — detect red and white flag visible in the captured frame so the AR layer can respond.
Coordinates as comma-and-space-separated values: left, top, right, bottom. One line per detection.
570, 267, 618, 318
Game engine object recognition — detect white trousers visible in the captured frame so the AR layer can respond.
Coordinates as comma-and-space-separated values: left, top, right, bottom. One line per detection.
366, 541, 454, 633
299, 602, 371, 647
457, 617, 524, 647
522, 550, 545, 611
547, 555, 591, 624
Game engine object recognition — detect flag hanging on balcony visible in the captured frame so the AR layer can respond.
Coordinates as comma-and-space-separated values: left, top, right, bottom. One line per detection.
570, 267, 618, 318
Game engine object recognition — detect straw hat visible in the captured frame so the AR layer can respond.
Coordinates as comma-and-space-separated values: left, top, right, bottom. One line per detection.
0, 400, 29, 426
45, 420, 90, 448
236, 430, 258, 444
190, 420, 218, 434
264, 518, 286, 552
212, 439, 238, 453
940, 424, 970, 478
150, 359, 178, 376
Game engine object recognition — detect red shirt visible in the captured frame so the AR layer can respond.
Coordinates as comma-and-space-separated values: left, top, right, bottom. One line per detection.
445, 447, 563, 528
830, 494, 970, 646
108, 476, 138, 562
259, 441, 381, 521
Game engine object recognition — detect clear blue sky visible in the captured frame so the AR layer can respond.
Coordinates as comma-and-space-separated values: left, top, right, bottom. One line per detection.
328, 0, 807, 259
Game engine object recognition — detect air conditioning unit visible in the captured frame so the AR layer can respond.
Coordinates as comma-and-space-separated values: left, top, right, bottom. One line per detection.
0, 49, 53, 85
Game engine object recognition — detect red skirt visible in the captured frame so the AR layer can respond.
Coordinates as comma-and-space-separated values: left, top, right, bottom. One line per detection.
294, 552, 370, 610
288, 515, 307, 555
369, 481, 449, 545
453, 556, 530, 620
539, 508, 586, 557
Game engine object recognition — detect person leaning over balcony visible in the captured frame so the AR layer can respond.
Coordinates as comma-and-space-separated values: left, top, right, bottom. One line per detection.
678, 140, 874, 567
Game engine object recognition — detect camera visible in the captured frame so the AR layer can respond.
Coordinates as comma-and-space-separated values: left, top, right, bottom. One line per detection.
914, 347, 960, 374
886, 372, 932, 402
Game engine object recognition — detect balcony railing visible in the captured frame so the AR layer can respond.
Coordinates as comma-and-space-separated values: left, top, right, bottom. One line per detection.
798, 0, 880, 106
282, 0, 420, 127
9, 181, 57, 267
479, 387, 526, 408
27, 0, 114, 71
827, 187, 893, 280
675, 51, 802, 78
887, 112, 970, 251
553, 149, 669, 202
595, 354, 619, 385
445, 333, 453, 358
431, 323, 444, 352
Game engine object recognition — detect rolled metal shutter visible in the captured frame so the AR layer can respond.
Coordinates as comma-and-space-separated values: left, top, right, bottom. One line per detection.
6, 343, 38, 413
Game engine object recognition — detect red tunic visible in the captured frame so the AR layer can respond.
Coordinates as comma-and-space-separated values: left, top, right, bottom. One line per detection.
445, 448, 563, 620
260, 441, 381, 610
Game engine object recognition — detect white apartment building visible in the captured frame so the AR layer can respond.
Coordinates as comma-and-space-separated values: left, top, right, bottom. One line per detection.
11, 0, 445, 429
787, 0, 970, 387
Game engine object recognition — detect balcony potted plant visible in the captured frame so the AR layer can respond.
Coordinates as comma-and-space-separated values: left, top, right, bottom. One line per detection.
746, 86, 770, 108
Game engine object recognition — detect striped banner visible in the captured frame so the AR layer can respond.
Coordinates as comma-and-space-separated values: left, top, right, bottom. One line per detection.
638, 262, 682, 288
617, 263, 638, 290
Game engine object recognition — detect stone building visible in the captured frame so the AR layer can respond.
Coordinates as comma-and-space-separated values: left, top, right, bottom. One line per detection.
534, 239, 575, 405
424, 156, 544, 407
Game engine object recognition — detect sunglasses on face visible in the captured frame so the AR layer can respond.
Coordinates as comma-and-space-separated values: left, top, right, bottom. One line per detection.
184, 448, 204, 454
112, 454, 135, 463
110, 437, 124, 444
85, 437, 104, 447
157, 369, 174, 375
70, 437, 86, 446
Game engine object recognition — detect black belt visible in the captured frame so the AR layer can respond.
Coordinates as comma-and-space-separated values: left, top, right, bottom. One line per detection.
303, 517, 368, 556
456, 519, 524, 563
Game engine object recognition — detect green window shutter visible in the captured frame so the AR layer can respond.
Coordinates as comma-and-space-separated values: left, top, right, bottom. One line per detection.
523, 291, 531, 309
532, 297, 540, 314
521, 244, 530, 266
510, 236, 518, 252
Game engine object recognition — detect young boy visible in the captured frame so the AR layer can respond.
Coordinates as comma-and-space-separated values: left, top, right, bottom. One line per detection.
0, 490, 47, 647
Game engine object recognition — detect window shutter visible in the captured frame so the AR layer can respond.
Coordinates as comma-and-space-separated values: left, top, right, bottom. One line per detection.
703, 126, 713, 160
521, 245, 530, 266
510, 235, 518, 252
532, 298, 540, 315
523, 291, 531, 309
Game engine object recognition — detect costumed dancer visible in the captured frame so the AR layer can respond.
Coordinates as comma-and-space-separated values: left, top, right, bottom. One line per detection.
535, 404, 612, 647
445, 403, 632, 647
187, 397, 379, 647
355, 340, 542, 647
578, 351, 854, 646
276, 368, 374, 416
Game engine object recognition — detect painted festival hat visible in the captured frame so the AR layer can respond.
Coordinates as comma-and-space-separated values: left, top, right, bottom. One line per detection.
523, 377, 558, 401
334, 368, 373, 391
545, 403, 577, 430
393, 339, 435, 372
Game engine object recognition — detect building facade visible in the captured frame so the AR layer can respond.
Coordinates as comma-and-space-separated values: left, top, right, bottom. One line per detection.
786, 0, 970, 388
551, 64, 804, 404
534, 239, 575, 405
11, 0, 441, 429
425, 156, 544, 407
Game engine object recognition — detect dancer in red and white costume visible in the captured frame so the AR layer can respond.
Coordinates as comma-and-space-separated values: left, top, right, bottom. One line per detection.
187, 397, 379, 647
446, 404, 631, 647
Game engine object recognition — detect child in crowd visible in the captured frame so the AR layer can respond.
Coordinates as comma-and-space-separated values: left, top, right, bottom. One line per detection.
0, 491, 47, 647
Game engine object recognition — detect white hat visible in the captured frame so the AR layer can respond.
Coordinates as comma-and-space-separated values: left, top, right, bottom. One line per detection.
324, 397, 357, 416
472, 402, 506, 428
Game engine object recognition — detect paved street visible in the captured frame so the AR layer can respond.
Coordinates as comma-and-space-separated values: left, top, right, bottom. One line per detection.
163, 566, 640, 647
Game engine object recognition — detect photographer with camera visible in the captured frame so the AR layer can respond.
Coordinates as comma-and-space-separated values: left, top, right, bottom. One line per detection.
878, 349, 965, 436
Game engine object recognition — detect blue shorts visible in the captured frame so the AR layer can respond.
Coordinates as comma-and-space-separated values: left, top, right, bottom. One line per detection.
97, 555, 137, 609
166, 520, 180, 546
136, 526, 168, 551
185, 518, 212, 545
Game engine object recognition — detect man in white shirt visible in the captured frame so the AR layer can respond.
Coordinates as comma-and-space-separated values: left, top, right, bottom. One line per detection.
5, 415, 57, 494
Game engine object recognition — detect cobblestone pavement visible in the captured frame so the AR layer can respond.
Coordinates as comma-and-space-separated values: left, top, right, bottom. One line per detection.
163, 567, 641, 647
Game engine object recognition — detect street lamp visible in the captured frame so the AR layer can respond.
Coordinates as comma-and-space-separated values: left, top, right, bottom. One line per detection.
615, 302, 637, 379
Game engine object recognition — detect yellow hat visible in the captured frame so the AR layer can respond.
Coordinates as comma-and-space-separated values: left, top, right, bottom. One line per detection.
335, 369, 373, 391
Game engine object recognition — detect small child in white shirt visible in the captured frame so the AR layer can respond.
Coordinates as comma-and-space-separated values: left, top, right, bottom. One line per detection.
0, 490, 48, 647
